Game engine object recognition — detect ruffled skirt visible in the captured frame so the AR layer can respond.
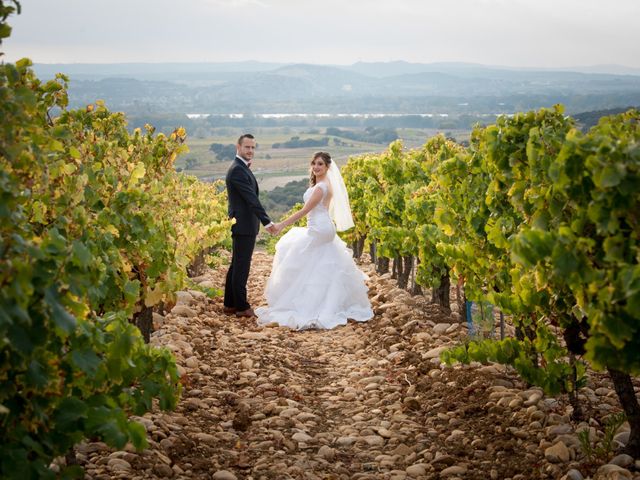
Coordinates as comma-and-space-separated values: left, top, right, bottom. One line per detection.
256, 227, 373, 330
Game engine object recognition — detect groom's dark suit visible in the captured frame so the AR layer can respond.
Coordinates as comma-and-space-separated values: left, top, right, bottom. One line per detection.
224, 156, 272, 312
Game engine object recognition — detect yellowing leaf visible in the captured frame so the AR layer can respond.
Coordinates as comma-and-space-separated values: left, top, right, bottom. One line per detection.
129, 162, 146, 187
145, 284, 166, 307
104, 224, 120, 237
50, 140, 65, 152
69, 146, 81, 160
32, 201, 47, 223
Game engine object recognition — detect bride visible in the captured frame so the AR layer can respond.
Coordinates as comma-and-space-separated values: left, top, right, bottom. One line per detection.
256, 152, 373, 330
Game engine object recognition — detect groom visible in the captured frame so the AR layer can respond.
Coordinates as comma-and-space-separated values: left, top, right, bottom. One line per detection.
223, 134, 276, 318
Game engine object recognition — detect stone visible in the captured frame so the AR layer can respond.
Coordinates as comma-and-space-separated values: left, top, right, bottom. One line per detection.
403, 397, 421, 410
392, 443, 413, 456
279, 408, 299, 418
596, 464, 632, 479
170, 305, 197, 317
433, 323, 450, 335
187, 289, 206, 299
152, 312, 165, 327
405, 464, 427, 477
614, 431, 630, 447
544, 441, 570, 463
292, 432, 314, 443
336, 436, 357, 447
524, 392, 542, 406
564, 469, 584, 480
547, 424, 572, 436
185, 356, 199, 368
175, 291, 194, 305
298, 412, 318, 421
238, 332, 268, 340
609, 454, 634, 468
107, 458, 131, 472
194, 433, 217, 445
153, 463, 174, 477
431, 454, 455, 466
362, 435, 385, 447
424, 346, 448, 359
212, 471, 238, 480
318, 445, 335, 461
440, 465, 467, 476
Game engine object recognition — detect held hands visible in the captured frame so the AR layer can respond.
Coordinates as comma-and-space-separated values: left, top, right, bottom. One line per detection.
265, 224, 278, 235
266, 223, 284, 235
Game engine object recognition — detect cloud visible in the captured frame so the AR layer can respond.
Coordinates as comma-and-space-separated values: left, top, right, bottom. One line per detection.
2, 0, 639, 67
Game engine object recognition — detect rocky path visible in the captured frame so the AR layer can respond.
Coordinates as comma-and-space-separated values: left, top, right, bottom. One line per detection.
75, 251, 639, 480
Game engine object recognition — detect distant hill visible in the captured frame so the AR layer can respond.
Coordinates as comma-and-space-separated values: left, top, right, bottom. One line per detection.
33, 61, 286, 81
344, 61, 640, 78
573, 106, 639, 130
35, 60, 640, 80
32, 61, 640, 118
259, 179, 308, 218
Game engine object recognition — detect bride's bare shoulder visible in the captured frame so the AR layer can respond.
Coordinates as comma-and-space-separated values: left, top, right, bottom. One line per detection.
317, 181, 332, 193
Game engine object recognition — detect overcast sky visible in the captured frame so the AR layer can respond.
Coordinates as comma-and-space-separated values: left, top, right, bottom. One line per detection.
3, 0, 640, 68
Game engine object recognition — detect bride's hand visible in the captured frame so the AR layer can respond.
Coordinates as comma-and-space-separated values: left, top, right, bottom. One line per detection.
273, 222, 284, 235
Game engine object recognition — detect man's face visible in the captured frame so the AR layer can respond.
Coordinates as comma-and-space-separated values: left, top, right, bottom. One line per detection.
237, 138, 256, 161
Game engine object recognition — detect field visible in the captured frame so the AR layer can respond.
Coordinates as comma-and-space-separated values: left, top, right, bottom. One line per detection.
178, 127, 471, 190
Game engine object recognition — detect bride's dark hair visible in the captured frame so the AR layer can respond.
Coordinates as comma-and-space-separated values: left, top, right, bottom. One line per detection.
309, 151, 332, 186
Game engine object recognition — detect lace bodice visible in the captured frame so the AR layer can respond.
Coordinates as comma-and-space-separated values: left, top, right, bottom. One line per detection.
304, 182, 331, 207
303, 182, 334, 233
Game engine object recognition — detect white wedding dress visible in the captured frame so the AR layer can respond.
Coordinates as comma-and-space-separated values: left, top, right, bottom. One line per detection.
256, 182, 373, 330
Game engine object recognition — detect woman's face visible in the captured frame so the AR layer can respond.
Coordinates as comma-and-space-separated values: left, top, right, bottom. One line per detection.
311, 157, 329, 177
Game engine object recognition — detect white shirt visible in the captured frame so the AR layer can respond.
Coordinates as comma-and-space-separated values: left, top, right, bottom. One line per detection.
236, 155, 251, 167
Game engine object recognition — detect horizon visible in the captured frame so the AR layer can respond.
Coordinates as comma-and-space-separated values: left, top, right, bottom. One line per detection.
25, 59, 640, 78
23, 59, 640, 70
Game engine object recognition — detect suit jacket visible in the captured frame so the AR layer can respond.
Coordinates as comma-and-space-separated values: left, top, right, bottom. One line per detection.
226, 156, 271, 236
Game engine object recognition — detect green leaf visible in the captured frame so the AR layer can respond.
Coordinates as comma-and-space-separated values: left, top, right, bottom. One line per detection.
127, 420, 148, 450
71, 348, 102, 375
595, 164, 624, 188
45, 287, 77, 335
123, 280, 140, 304
551, 244, 578, 277
71, 241, 92, 268
26, 360, 49, 389
602, 236, 624, 263
53, 397, 88, 430
86, 407, 128, 449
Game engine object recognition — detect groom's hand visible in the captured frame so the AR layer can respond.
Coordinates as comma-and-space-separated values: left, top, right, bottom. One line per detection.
265, 224, 277, 235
